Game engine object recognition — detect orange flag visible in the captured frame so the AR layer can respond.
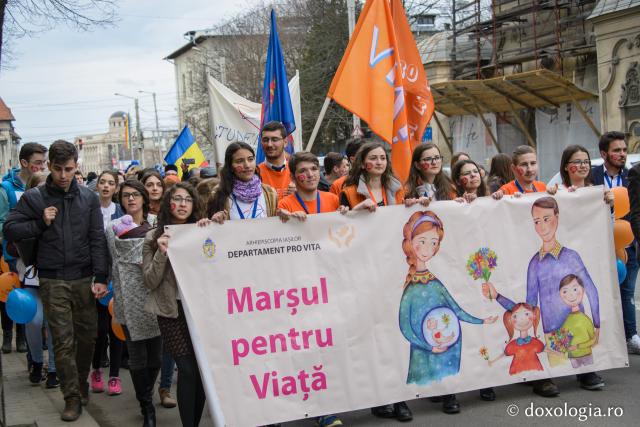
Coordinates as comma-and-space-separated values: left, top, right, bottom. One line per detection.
390, 0, 435, 149
328, 0, 412, 181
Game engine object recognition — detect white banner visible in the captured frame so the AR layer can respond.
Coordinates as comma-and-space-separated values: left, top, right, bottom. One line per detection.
208, 72, 302, 164
168, 187, 627, 426
449, 113, 498, 166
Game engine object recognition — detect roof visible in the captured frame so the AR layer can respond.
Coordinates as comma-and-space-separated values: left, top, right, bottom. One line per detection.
418, 31, 492, 64
588, 0, 640, 19
0, 97, 15, 121
110, 111, 127, 119
431, 69, 598, 116
164, 28, 227, 60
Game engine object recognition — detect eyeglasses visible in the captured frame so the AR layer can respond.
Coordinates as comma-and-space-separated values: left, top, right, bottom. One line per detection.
30, 160, 46, 166
419, 155, 443, 164
262, 137, 283, 143
122, 192, 142, 199
171, 196, 194, 204
567, 160, 590, 166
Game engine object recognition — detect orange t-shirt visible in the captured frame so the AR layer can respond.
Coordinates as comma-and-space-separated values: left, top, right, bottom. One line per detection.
277, 191, 340, 214
258, 163, 291, 199
329, 175, 347, 196
500, 180, 546, 195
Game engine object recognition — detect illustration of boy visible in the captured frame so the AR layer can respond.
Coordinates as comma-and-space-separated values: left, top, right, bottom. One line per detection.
558, 274, 597, 368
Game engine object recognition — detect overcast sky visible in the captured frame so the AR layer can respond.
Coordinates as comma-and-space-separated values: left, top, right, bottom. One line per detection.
0, 0, 259, 145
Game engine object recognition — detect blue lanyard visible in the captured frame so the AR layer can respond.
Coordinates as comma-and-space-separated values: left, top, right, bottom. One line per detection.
604, 173, 621, 189
294, 192, 320, 214
232, 195, 258, 219
514, 180, 536, 193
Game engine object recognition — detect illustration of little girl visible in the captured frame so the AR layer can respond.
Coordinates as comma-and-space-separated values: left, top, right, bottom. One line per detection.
488, 303, 547, 375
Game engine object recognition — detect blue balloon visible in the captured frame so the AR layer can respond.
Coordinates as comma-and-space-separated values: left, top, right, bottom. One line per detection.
6, 289, 37, 324
617, 258, 627, 284
99, 282, 113, 306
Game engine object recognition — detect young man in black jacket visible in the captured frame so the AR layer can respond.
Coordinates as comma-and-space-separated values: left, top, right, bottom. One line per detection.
4, 140, 109, 422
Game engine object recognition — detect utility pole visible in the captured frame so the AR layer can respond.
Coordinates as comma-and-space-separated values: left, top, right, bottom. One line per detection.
347, 0, 362, 138
140, 90, 162, 164
134, 98, 143, 167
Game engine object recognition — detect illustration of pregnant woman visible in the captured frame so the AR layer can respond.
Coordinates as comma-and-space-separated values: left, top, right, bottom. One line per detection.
399, 211, 497, 385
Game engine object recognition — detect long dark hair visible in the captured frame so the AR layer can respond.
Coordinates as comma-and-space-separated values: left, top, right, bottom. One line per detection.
560, 145, 593, 187
119, 179, 150, 220
344, 142, 398, 188
153, 182, 202, 242
98, 170, 120, 203
452, 159, 488, 197
141, 170, 166, 195
405, 143, 453, 200
208, 142, 256, 216
488, 153, 514, 186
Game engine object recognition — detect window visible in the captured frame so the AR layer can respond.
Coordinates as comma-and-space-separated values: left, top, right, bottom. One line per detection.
417, 15, 435, 26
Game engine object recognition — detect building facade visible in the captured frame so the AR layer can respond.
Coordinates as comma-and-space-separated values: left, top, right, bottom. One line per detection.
0, 97, 20, 175
75, 111, 129, 174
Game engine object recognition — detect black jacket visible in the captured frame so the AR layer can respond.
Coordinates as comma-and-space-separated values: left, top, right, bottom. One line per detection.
627, 164, 640, 242
4, 176, 108, 283
591, 165, 629, 188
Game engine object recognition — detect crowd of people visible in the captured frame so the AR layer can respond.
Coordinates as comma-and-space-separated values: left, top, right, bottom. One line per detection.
0, 123, 638, 427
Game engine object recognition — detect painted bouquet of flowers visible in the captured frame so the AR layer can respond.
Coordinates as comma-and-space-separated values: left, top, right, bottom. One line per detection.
549, 327, 574, 353
479, 346, 490, 361
466, 247, 498, 300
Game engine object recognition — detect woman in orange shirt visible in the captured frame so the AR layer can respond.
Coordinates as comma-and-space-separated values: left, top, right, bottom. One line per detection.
339, 142, 404, 211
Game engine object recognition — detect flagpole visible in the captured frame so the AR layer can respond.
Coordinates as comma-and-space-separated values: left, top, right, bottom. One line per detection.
305, 97, 331, 152
347, 0, 361, 136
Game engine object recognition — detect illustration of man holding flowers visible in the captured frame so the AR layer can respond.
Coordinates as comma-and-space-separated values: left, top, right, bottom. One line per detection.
482, 196, 602, 395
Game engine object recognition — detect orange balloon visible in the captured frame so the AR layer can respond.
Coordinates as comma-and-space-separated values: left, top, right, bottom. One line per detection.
0, 272, 21, 302
0, 257, 9, 273
111, 319, 126, 341
614, 219, 634, 250
108, 299, 114, 316
613, 187, 630, 219
616, 247, 629, 264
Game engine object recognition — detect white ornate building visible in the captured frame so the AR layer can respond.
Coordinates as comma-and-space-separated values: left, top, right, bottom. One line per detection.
75, 111, 131, 174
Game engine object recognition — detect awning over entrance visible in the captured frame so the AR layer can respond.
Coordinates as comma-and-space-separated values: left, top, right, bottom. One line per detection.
429, 69, 600, 152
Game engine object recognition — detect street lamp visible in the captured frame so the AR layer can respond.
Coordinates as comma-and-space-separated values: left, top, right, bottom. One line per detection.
139, 90, 163, 164
114, 93, 142, 166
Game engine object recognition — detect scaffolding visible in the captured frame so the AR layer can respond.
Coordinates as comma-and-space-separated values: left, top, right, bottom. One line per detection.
451, 0, 598, 80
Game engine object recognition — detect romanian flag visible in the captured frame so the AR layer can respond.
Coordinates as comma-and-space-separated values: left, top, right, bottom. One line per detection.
327, 0, 434, 182
164, 126, 208, 178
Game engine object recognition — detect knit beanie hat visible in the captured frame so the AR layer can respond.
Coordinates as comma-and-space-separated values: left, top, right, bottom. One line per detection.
164, 174, 180, 185
113, 215, 137, 237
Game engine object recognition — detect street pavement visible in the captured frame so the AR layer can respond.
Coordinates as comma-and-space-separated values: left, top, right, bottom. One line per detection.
3, 325, 639, 427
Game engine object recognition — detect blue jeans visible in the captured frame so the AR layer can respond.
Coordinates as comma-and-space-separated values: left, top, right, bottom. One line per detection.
621, 245, 639, 340
23, 287, 56, 371
160, 344, 175, 389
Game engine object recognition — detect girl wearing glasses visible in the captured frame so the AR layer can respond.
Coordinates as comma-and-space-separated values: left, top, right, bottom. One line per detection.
405, 143, 455, 203
557, 145, 614, 205
208, 142, 278, 222
107, 179, 161, 426
451, 159, 489, 203
144, 183, 207, 427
